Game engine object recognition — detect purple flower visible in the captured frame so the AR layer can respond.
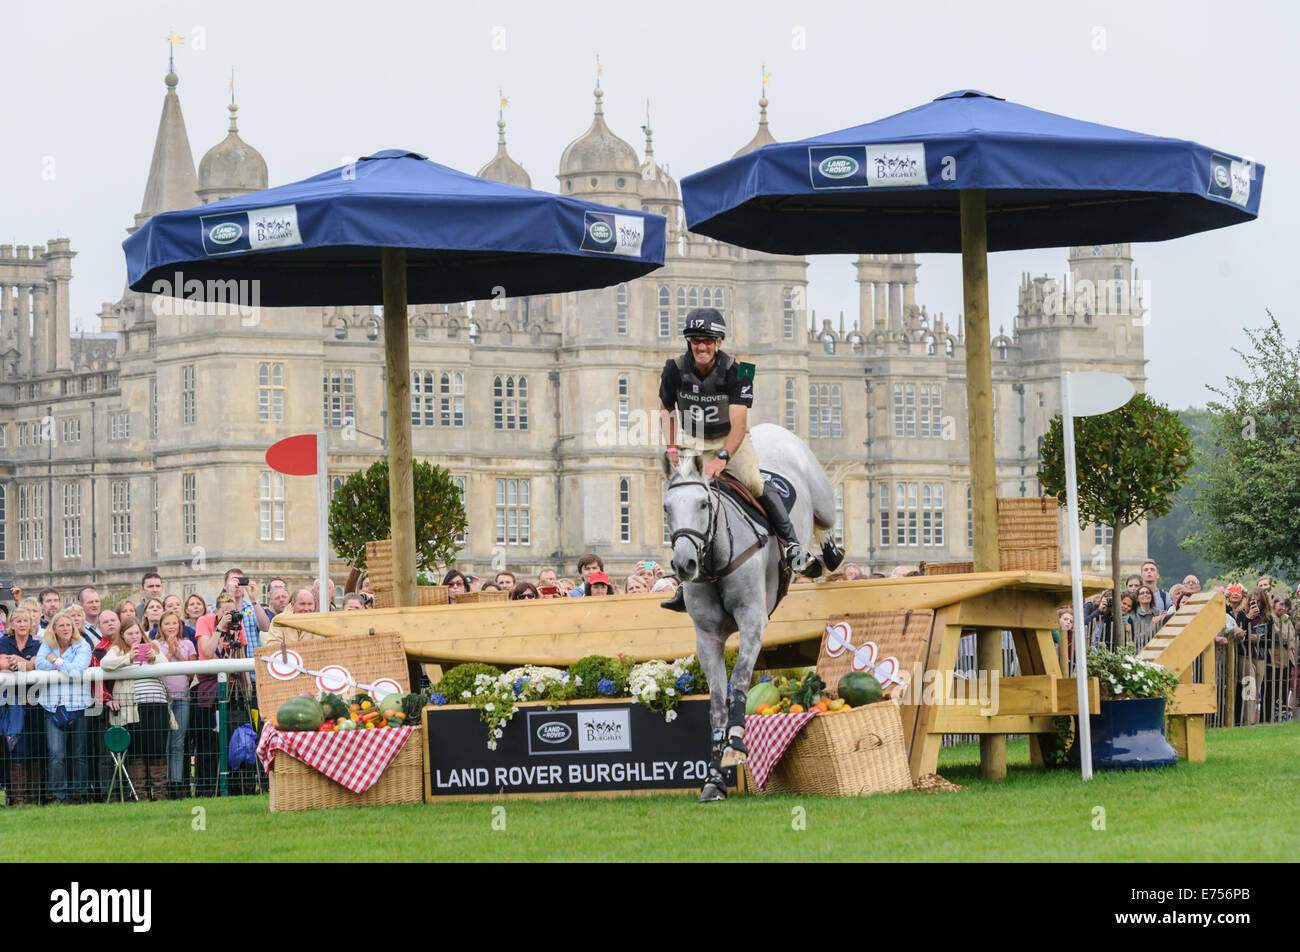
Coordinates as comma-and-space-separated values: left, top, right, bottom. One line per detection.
513, 677, 527, 697
431, 692, 447, 706
759, 675, 772, 683
675, 674, 693, 692
597, 679, 617, 696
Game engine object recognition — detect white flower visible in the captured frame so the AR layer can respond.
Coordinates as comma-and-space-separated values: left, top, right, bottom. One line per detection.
666, 687, 676, 696
487, 740, 498, 751
665, 709, 677, 723
494, 728, 503, 738
485, 702, 495, 712
461, 690, 472, 699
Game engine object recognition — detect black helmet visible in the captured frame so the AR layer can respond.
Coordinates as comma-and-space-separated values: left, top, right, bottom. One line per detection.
683, 308, 726, 340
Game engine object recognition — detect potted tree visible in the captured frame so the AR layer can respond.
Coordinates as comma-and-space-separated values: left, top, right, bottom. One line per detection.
1070, 645, 1180, 770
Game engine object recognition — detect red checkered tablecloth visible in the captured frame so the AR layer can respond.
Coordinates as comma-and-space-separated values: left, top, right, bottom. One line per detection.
257, 725, 416, 794
743, 711, 819, 791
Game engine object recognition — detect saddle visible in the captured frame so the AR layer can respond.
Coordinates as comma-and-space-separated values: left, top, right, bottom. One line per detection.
713, 471, 770, 533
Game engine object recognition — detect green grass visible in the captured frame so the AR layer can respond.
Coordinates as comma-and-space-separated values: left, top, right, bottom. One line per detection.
4, 722, 1297, 862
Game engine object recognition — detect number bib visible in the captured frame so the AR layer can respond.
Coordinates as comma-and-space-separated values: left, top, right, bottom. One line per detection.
675, 353, 733, 440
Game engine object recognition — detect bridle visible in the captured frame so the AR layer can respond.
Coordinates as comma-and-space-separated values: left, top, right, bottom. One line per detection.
666, 476, 769, 584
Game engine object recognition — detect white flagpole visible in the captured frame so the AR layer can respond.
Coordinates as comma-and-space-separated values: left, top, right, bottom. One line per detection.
317, 431, 331, 611
1062, 372, 1092, 780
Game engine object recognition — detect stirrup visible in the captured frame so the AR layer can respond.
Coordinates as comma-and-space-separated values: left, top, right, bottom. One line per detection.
783, 541, 811, 573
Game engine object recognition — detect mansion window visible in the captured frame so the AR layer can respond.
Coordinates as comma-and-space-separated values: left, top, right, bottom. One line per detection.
808, 383, 841, 438
785, 378, 797, 432
412, 371, 437, 427
894, 384, 944, 438
182, 365, 196, 426
440, 372, 465, 427
616, 284, 628, 336
918, 385, 942, 438
453, 476, 467, 545
619, 477, 631, 544
618, 375, 630, 431
493, 375, 528, 431
62, 482, 82, 559
495, 477, 530, 545
110, 412, 130, 441
0, 424, 6, 449
259, 362, 285, 422
111, 481, 131, 556
1094, 523, 1113, 547
183, 472, 198, 546
323, 369, 355, 428
658, 286, 671, 338
62, 417, 82, 444
150, 380, 158, 438
18, 484, 43, 561
0, 484, 5, 560
885, 482, 945, 547
260, 471, 286, 542
783, 288, 796, 341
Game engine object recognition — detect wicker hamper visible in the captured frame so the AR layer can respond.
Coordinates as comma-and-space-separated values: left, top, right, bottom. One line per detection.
267, 729, 424, 812
749, 701, 913, 797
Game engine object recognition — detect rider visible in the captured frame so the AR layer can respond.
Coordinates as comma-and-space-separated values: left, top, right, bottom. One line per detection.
657, 308, 807, 612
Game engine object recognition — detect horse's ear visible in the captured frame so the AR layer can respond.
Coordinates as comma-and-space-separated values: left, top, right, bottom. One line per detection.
661, 452, 674, 481
692, 454, 704, 476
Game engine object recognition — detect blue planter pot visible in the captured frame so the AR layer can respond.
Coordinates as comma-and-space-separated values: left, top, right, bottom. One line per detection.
1070, 697, 1178, 770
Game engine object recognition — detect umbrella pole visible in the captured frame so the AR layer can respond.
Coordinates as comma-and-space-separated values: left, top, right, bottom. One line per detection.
961, 189, 1006, 781
382, 247, 417, 609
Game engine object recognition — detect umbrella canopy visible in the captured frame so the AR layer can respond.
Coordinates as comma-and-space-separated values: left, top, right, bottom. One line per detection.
124, 148, 666, 609
683, 90, 1263, 253
681, 89, 1264, 782
126, 149, 664, 304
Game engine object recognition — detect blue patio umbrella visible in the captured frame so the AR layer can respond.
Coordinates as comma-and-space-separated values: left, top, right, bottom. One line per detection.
125, 149, 665, 604
682, 89, 1263, 569
682, 89, 1264, 782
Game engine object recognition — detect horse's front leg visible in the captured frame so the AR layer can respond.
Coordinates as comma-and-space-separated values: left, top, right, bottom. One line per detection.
718, 570, 769, 769
691, 593, 730, 802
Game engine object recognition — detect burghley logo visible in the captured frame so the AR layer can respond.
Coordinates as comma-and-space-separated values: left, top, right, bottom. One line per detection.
864, 143, 928, 187
588, 220, 613, 243
537, 721, 572, 744
50, 882, 151, 932
818, 155, 859, 179
1208, 153, 1251, 207
1214, 165, 1231, 189
209, 222, 243, 245
583, 718, 624, 744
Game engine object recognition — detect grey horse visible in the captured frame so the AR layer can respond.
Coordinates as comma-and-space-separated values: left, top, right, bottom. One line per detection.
663, 423, 838, 802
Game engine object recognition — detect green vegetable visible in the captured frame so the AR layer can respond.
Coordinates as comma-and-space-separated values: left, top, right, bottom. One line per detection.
319, 693, 348, 720
838, 672, 883, 707
746, 682, 781, 714
277, 696, 325, 732
791, 673, 826, 711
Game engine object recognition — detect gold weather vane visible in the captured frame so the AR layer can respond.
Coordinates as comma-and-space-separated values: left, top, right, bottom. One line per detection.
230, 67, 236, 104
762, 65, 771, 97
164, 31, 183, 72
596, 54, 602, 89
499, 88, 508, 119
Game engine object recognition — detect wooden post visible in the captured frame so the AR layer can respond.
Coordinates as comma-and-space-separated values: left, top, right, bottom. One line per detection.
382, 247, 417, 609
961, 190, 998, 572
962, 190, 1005, 781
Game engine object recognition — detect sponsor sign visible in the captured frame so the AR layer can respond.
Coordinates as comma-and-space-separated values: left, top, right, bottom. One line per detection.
201, 203, 303, 256
1207, 153, 1251, 207
425, 698, 733, 796
809, 143, 929, 190
580, 211, 646, 256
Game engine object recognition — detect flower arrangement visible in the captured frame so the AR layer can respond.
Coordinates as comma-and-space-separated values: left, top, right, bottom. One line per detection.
462, 672, 517, 751
627, 656, 696, 722
502, 665, 581, 707
1087, 644, 1179, 703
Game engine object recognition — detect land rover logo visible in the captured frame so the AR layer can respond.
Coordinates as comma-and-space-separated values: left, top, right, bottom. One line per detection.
1214, 165, 1231, 189
210, 222, 243, 244
819, 156, 858, 179
537, 721, 572, 744
588, 221, 613, 243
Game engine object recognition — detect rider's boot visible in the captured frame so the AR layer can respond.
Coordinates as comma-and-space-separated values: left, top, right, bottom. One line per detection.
659, 585, 686, 613
759, 484, 809, 573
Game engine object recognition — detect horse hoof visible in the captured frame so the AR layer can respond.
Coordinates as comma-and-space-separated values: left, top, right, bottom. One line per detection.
699, 782, 728, 803
719, 747, 747, 769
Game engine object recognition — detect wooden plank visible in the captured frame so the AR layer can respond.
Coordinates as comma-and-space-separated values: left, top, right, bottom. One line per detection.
1053, 678, 1100, 715
977, 625, 1007, 780
270, 571, 1111, 667
903, 608, 960, 783
933, 711, 1059, 734
984, 675, 1057, 716
1185, 715, 1207, 763
1170, 682, 1217, 714
1167, 714, 1190, 760
957, 590, 1066, 630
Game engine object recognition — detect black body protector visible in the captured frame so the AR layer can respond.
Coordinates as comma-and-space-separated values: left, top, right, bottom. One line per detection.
674, 351, 736, 442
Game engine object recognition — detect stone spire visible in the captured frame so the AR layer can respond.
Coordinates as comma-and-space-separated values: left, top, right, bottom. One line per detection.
733, 93, 778, 158
477, 96, 532, 189
197, 89, 270, 205
133, 69, 200, 231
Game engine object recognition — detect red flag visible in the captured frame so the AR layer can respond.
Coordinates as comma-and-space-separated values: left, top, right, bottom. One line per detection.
265, 434, 319, 476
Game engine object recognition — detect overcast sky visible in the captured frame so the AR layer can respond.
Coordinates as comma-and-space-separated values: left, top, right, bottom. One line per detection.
5, 0, 1295, 409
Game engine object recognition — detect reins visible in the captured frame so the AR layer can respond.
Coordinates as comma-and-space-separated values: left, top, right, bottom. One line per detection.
667, 477, 770, 583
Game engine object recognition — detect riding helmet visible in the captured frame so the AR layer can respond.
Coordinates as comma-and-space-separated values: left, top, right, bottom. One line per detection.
682, 308, 726, 340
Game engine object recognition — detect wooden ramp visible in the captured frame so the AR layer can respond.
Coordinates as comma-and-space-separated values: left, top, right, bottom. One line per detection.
1136, 590, 1223, 763
269, 571, 1108, 668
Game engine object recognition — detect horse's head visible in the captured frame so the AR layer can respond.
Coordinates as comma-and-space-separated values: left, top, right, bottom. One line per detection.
662, 452, 713, 583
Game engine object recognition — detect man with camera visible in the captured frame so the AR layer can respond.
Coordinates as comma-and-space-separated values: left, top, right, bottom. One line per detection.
217, 568, 271, 659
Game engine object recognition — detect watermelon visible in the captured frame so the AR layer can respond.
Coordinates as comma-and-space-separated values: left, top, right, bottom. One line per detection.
838, 672, 883, 707
319, 693, 349, 720
377, 693, 406, 718
746, 682, 781, 715
277, 696, 325, 732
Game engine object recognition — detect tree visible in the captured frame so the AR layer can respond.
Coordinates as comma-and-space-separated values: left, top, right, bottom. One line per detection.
1144, 408, 1228, 586
1039, 392, 1193, 640
328, 460, 467, 575
1185, 312, 1300, 579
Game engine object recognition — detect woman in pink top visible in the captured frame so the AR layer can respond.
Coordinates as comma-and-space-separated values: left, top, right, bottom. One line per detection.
157, 611, 196, 798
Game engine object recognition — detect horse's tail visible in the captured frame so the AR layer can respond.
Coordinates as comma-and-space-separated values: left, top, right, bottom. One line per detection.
807, 460, 836, 530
